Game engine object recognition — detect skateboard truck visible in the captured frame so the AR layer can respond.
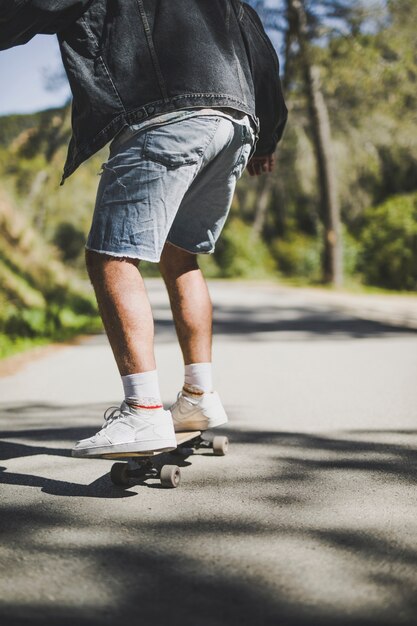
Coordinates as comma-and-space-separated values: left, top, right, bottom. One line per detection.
106, 431, 229, 488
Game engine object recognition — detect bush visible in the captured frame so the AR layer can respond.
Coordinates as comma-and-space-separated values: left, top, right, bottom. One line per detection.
0, 302, 102, 359
358, 193, 417, 290
212, 218, 275, 278
342, 226, 362, 278
53, 222, 86, 262
271, 233, 322, 281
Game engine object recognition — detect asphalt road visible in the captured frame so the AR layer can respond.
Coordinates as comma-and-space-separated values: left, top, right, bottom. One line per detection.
1, 280, 417, 626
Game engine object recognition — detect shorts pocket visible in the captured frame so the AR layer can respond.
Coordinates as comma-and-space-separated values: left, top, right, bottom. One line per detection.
232, 141, 254, 179
230, 121, 255, 177
142, 116, 221, 168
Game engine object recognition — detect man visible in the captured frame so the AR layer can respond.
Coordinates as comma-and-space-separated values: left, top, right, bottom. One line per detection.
1, 1, 287, 456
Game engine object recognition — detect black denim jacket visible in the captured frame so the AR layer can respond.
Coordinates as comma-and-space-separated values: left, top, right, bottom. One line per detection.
0, 0, 287, 185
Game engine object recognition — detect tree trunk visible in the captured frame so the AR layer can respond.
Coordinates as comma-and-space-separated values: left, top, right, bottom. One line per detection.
252, 175, 274, 239
288, 0, 343, 287
305, 64, 343, 286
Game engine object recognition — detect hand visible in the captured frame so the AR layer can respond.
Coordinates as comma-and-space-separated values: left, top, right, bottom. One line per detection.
246, 154, 275, 176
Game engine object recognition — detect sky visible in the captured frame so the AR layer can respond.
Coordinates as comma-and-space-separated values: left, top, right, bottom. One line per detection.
0, 35, 70, 116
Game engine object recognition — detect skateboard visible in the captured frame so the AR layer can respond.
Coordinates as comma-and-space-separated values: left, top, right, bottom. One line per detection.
100, 431, 229, 488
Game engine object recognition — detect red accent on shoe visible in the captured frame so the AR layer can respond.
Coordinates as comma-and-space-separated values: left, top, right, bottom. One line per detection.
128, 403, 164, 410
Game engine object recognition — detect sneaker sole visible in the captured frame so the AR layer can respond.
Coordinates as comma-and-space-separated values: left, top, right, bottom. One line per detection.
72, 438, 177, 458
173, 416, 228, 433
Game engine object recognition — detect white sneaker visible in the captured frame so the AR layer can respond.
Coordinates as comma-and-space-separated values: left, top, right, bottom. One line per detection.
72, 401, 176, 457
170, 390, 228, 432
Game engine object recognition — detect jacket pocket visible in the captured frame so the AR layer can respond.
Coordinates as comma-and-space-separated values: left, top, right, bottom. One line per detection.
142, 116, 221, 168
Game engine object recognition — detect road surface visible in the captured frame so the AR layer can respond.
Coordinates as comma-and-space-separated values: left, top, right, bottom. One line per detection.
1, 280, 417, 625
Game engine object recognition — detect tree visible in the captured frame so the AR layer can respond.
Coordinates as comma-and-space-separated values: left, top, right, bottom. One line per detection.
248, 0, 366, 286
286, 0, 343, 285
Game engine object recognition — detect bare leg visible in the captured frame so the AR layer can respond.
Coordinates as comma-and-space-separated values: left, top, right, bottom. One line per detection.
159, 243, 212, 365
85, 250, 156, 376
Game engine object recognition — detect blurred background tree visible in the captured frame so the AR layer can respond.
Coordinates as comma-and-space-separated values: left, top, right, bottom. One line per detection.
240, 0, 417, 286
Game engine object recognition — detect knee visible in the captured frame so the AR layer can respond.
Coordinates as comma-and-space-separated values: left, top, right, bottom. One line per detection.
85, 249, 139, 284
85, 249, 113, 283
159, 243, 199, 279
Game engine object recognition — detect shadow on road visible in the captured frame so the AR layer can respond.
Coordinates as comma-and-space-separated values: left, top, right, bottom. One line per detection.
151, 301, 417, 343
1, 401, 417, 624
0, 401, 134, 499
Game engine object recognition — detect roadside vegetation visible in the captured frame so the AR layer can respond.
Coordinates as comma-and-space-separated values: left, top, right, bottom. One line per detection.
0, 187, 101, 359
0, 0, 416, 359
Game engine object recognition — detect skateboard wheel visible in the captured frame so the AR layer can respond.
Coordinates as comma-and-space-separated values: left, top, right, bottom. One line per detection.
160, 464, 181, 488
110, 462, 130, 486
212, 436, 229, 456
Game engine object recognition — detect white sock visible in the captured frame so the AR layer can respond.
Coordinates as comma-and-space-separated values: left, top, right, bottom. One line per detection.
184, 362, 213, 394
122, 370, 162, 407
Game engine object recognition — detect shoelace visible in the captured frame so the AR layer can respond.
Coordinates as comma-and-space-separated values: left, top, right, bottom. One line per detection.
102, 405, 125, 428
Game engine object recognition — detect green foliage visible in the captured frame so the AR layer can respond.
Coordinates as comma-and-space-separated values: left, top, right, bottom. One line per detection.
0, 335, 50, 360
53, 222, 86, 262
140, 261, 163, 278
318, 0, 417, 221
0, 111, 46, 147
0, 188, 101, 359
211, 218, 275, 278
0, 258, 45, 308
0, 307, 102, 359
342, 226, 361, 278
271, 233, 323, 281
358, 193, 417, 291
270, 219, 363, 285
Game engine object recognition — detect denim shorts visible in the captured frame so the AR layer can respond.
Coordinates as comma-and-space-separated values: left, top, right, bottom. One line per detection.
86, 114, 255, 262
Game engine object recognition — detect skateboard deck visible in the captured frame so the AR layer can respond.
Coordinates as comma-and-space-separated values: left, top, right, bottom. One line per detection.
98, 430, 229, 489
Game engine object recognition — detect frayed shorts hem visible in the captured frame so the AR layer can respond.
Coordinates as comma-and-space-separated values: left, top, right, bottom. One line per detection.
165, 240, 214, 256
85, 242, 214, 262
85, 245, 159, 264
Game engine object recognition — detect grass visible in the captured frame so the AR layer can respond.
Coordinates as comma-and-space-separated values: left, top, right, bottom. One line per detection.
0, 312, 102, 360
